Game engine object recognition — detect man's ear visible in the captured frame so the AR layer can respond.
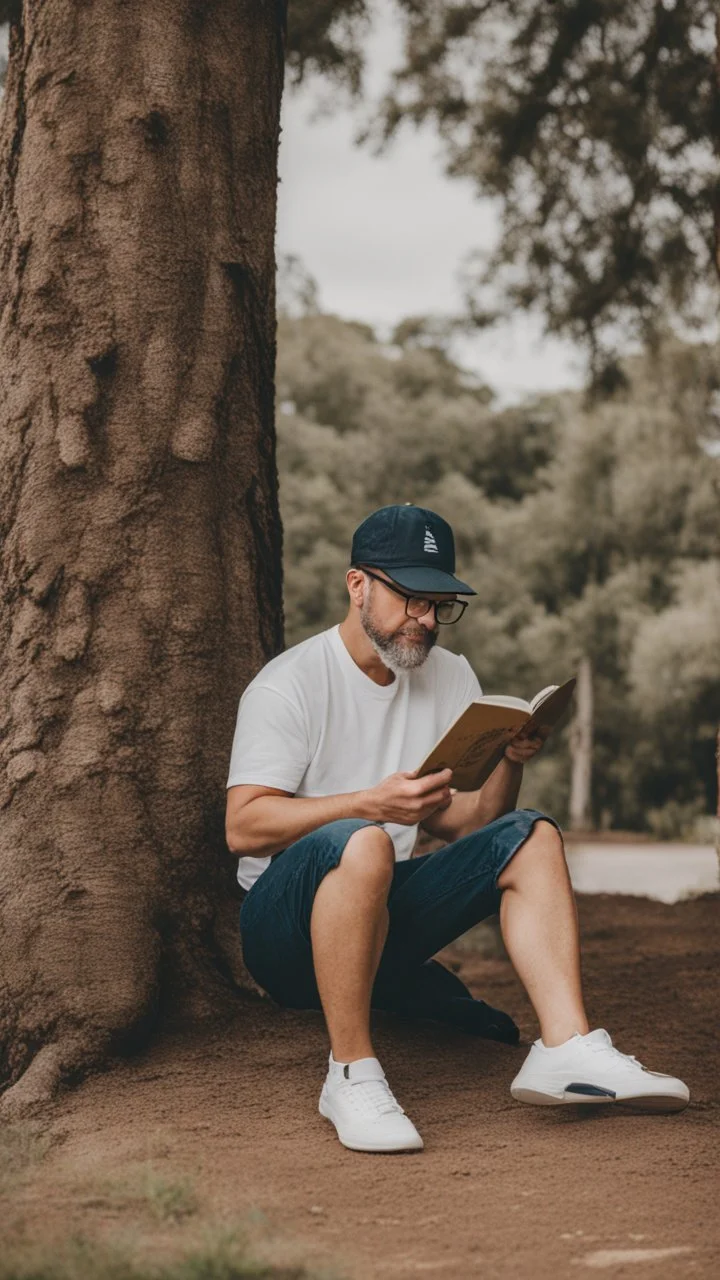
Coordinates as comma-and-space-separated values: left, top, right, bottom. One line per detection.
346, 567, 366, 608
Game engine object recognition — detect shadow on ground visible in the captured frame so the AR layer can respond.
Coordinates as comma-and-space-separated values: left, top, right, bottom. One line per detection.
2, 893, 718, 1279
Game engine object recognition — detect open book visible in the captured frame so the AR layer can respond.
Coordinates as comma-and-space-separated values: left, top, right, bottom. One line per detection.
417, 678, 576, 792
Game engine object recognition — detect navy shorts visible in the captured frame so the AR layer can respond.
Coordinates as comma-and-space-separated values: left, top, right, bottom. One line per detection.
239, 808, 560, 1011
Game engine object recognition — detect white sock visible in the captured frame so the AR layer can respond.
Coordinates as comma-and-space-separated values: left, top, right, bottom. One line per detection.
540, 1031, 583, 1051
330, 1052, 381, 1068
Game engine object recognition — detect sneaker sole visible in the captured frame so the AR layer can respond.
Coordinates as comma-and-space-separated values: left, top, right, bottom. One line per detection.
511, 1086, 689, 1113
318, 1098, 424, 1152
615, 1094, 689, 1114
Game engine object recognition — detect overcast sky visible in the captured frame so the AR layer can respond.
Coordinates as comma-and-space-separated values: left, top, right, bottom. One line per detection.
276, 11, 585, 406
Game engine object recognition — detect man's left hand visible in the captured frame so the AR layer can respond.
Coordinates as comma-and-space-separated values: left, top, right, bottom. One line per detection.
504, 728, 549, 765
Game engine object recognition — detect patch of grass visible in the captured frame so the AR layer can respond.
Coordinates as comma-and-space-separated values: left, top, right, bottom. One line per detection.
0, 1121, 51, 1193
0, 1233, 329, 1280
86, 1163, 199, 1223
133, 1167, 198, 1224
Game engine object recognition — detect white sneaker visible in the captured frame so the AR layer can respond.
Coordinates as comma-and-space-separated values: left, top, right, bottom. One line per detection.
319, 1055, 424, 1152
511, 1028, 690, 1112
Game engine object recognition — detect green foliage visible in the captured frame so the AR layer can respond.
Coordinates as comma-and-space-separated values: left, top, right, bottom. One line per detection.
277, 309, 720, 828
645, 797, 718, 844
629, 561, 720, 719
286, 0, 369, 92
288, 0, 719, 379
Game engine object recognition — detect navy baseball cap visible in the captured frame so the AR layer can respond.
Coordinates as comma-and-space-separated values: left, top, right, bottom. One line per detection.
350, 504, 476, 595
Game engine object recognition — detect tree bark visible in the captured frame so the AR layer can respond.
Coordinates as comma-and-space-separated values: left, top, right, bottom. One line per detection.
568, 655, 593, 831
0, 0, 286, 1114
715, 11, 720, 849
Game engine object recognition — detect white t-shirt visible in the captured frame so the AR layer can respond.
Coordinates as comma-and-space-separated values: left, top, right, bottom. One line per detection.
227, 624, 482, 889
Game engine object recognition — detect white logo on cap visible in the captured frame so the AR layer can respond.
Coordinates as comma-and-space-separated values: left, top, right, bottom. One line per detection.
423, 525, 439, 553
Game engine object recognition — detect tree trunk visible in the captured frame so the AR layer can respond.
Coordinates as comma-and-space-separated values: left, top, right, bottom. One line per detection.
0, 0, 286, 1114
568, 655, 593, 831
715, 12, 720, 853
707, 727, 712, 865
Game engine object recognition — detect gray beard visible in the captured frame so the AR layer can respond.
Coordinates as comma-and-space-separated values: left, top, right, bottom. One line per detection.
360, 599, 437, 674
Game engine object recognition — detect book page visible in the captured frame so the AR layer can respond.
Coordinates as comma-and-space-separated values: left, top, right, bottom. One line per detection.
475, 694, 532, 714
521, 678, 576, 737
529, 685, 558, 713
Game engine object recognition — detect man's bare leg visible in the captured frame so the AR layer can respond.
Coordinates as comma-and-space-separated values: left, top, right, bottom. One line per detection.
310, 826, 394, 1062
497, 820, 590, 1047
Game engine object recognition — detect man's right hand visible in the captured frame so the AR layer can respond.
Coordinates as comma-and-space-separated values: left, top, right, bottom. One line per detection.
356, 769, 454, 826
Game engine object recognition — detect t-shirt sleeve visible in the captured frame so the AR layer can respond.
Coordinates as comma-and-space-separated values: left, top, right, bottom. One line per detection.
443, 655, 483, 729
226, 685, 311, 793
460, 655, 483, 703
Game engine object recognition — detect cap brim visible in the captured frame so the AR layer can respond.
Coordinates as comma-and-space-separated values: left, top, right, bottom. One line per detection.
384, 566, 477, 596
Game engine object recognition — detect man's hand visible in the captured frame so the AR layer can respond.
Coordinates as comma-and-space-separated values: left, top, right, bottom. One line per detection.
357, 769, 454, 826
504, 727, 550, 765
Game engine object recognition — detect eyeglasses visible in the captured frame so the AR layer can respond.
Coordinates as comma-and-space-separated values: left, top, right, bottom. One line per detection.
360, 568, 468, 625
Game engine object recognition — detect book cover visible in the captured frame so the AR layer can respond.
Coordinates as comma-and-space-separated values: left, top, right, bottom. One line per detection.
417, 678, 576, 792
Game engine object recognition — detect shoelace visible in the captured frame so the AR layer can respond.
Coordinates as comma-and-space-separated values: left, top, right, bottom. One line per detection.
340, 1078, 405, 1119
587, 1040, 645, 1071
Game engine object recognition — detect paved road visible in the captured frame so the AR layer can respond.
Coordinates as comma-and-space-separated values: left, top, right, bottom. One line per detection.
565, 840, 719, 903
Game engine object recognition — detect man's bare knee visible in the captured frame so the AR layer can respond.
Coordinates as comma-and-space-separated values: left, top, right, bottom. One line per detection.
532, 819, 564, 848
497, 820, 565, 890
339, 825, 395, 881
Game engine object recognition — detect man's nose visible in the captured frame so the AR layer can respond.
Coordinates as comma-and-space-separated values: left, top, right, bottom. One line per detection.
417, 607, 437, 630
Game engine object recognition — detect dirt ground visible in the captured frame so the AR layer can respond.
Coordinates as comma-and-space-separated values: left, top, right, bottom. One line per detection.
2, 891, 719, 1280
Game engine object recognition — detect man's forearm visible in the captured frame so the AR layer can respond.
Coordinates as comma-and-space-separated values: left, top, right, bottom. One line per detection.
424, 757, 524, 843
228, 791, 371, 858
467, 756, 524, 832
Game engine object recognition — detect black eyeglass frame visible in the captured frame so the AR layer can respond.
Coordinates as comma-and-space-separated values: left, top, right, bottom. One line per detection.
358, 567, 469, 625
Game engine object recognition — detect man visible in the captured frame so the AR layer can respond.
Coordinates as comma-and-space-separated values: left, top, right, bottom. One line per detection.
226, 504, 689, 1153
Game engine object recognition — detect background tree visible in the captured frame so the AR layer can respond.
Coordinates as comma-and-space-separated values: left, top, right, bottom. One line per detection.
377, 0, 718, 381
628, 561, 720, 837
287, 0, 720, 821
1, 0, 717, 1112
0, 1, 285, 1115
276, 302, 720, 835
289, 0, 719, 381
